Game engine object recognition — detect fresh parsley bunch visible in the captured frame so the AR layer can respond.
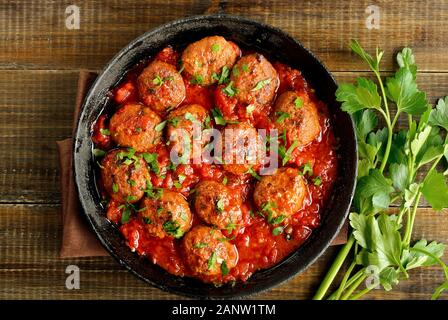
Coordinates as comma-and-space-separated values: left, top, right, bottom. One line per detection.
313, 40, 448, 300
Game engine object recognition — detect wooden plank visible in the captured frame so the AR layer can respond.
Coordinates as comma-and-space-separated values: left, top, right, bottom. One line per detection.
1, 0, 448, 71
1, 70, 447, 204
0, 204, 446, 299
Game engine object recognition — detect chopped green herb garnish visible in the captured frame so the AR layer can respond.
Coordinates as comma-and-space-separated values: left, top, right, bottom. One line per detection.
190, 74, 204, 85
272, 226, 284, 236
270, 215, 286, 225
211, 43, 221, 53
313, 176, 322, 186
251, 78, 271, 91
121, 208, 131, 224
135, 127, 142, 133
100, 128, 110, 135
184, 112, 198, 123
155, 120, 167, 132
241, 64, 249, 72
294, 96, 303, 108
142, 153, 160, 175
208, 251, 217, 270
142, 216, 152, 224
93, 148, 106, 157
128, 179, 136, 187
221, 260, 229, 276
222, 176, 228, 185
280, 140, 299, 166
246, 104, 255, 114
193, 242, 208, 249
222, 81, 237, 97
126, 195, 137, 202
300, 161, 314, 176
178, 174, 186, 184
173, 181, 182, 189
275, 111, 291, 124
112, 183, 119, 193
152, 74, 164, 87
279, 129, 287, 145
246, 166, 261, 181
163, 220, 182, 238
216, 198, 225, 213
217, 66, 230, 84
226, 222, 237, 233
211, 108, 226, 125
167, 117, 180, 128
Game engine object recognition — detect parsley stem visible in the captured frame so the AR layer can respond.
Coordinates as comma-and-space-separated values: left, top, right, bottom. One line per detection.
377, 109, 393, 173
403, 189, 421, 246
340, 273, 367, 300
343, 268, 365, 289
331, 259, 357, 300
312, 234, 355, 300
348, 286, 372, 300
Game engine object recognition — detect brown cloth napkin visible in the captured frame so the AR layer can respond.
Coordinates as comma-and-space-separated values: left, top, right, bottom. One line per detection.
57, 71, 348, 258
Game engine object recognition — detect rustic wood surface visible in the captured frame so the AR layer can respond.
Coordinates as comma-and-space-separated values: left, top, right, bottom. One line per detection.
0, 0, 447, 300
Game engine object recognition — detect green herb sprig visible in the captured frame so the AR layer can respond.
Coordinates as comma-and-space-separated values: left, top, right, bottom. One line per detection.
313, 40, 448, 300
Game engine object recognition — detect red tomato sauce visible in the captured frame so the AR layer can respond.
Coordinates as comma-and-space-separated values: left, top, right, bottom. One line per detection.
92, 45, 338, 285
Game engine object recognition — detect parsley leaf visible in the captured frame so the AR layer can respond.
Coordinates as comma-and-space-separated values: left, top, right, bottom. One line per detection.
163, 220, 182, 238
336, 78, 382, 114
93, 148, 106, 157
421, 170, 448, 211
208, 251, 217, 270
221, 260, 229, 276
222, 81, 237, 97
275, 111, 291, 124
429, 96, 448, 131
251, 78, 271, 91
155, 120, 167, 132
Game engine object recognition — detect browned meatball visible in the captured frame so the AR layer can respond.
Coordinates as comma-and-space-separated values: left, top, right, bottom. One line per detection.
194, 181, 243, 230
253, 167, 307, 219
230, 53, 279, 106
273, 91, 321, 147
100, 148, 150, 203
166, 104, 208, 162
109, 103, 163, 152
181, 225, 238, 276
139, 190, 192, 239
137, 60, 186, 113
220, 122, 265, 175
181, 36, 240, 85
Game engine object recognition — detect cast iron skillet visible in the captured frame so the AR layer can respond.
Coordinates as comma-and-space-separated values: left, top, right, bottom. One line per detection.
73, 14, 357, 299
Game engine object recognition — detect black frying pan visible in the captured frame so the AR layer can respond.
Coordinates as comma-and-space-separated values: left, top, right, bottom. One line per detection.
73, 14, 357, 299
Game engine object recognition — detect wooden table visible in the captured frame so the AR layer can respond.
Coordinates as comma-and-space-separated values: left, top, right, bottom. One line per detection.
1, 0, 447, 300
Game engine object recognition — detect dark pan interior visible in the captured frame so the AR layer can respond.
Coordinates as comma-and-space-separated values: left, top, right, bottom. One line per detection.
73, 14, 357, 299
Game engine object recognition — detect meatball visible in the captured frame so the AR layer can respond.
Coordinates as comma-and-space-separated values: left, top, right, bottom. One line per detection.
137, 60, 186, 113
109, 103, 163, 152
273, 91, 321, 147
220, 122, 265, 175
194, 181, 243, 230
166, 104, 208, 162
253, 167, 307, 219
139, 190, 192, 239
230, 53, 279, 106
181, 36, 240, 86
181, 225, 238, 276
100, 148, 150, 203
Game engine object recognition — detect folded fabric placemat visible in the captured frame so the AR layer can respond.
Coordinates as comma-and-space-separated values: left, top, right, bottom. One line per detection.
57, 71, 348, 258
